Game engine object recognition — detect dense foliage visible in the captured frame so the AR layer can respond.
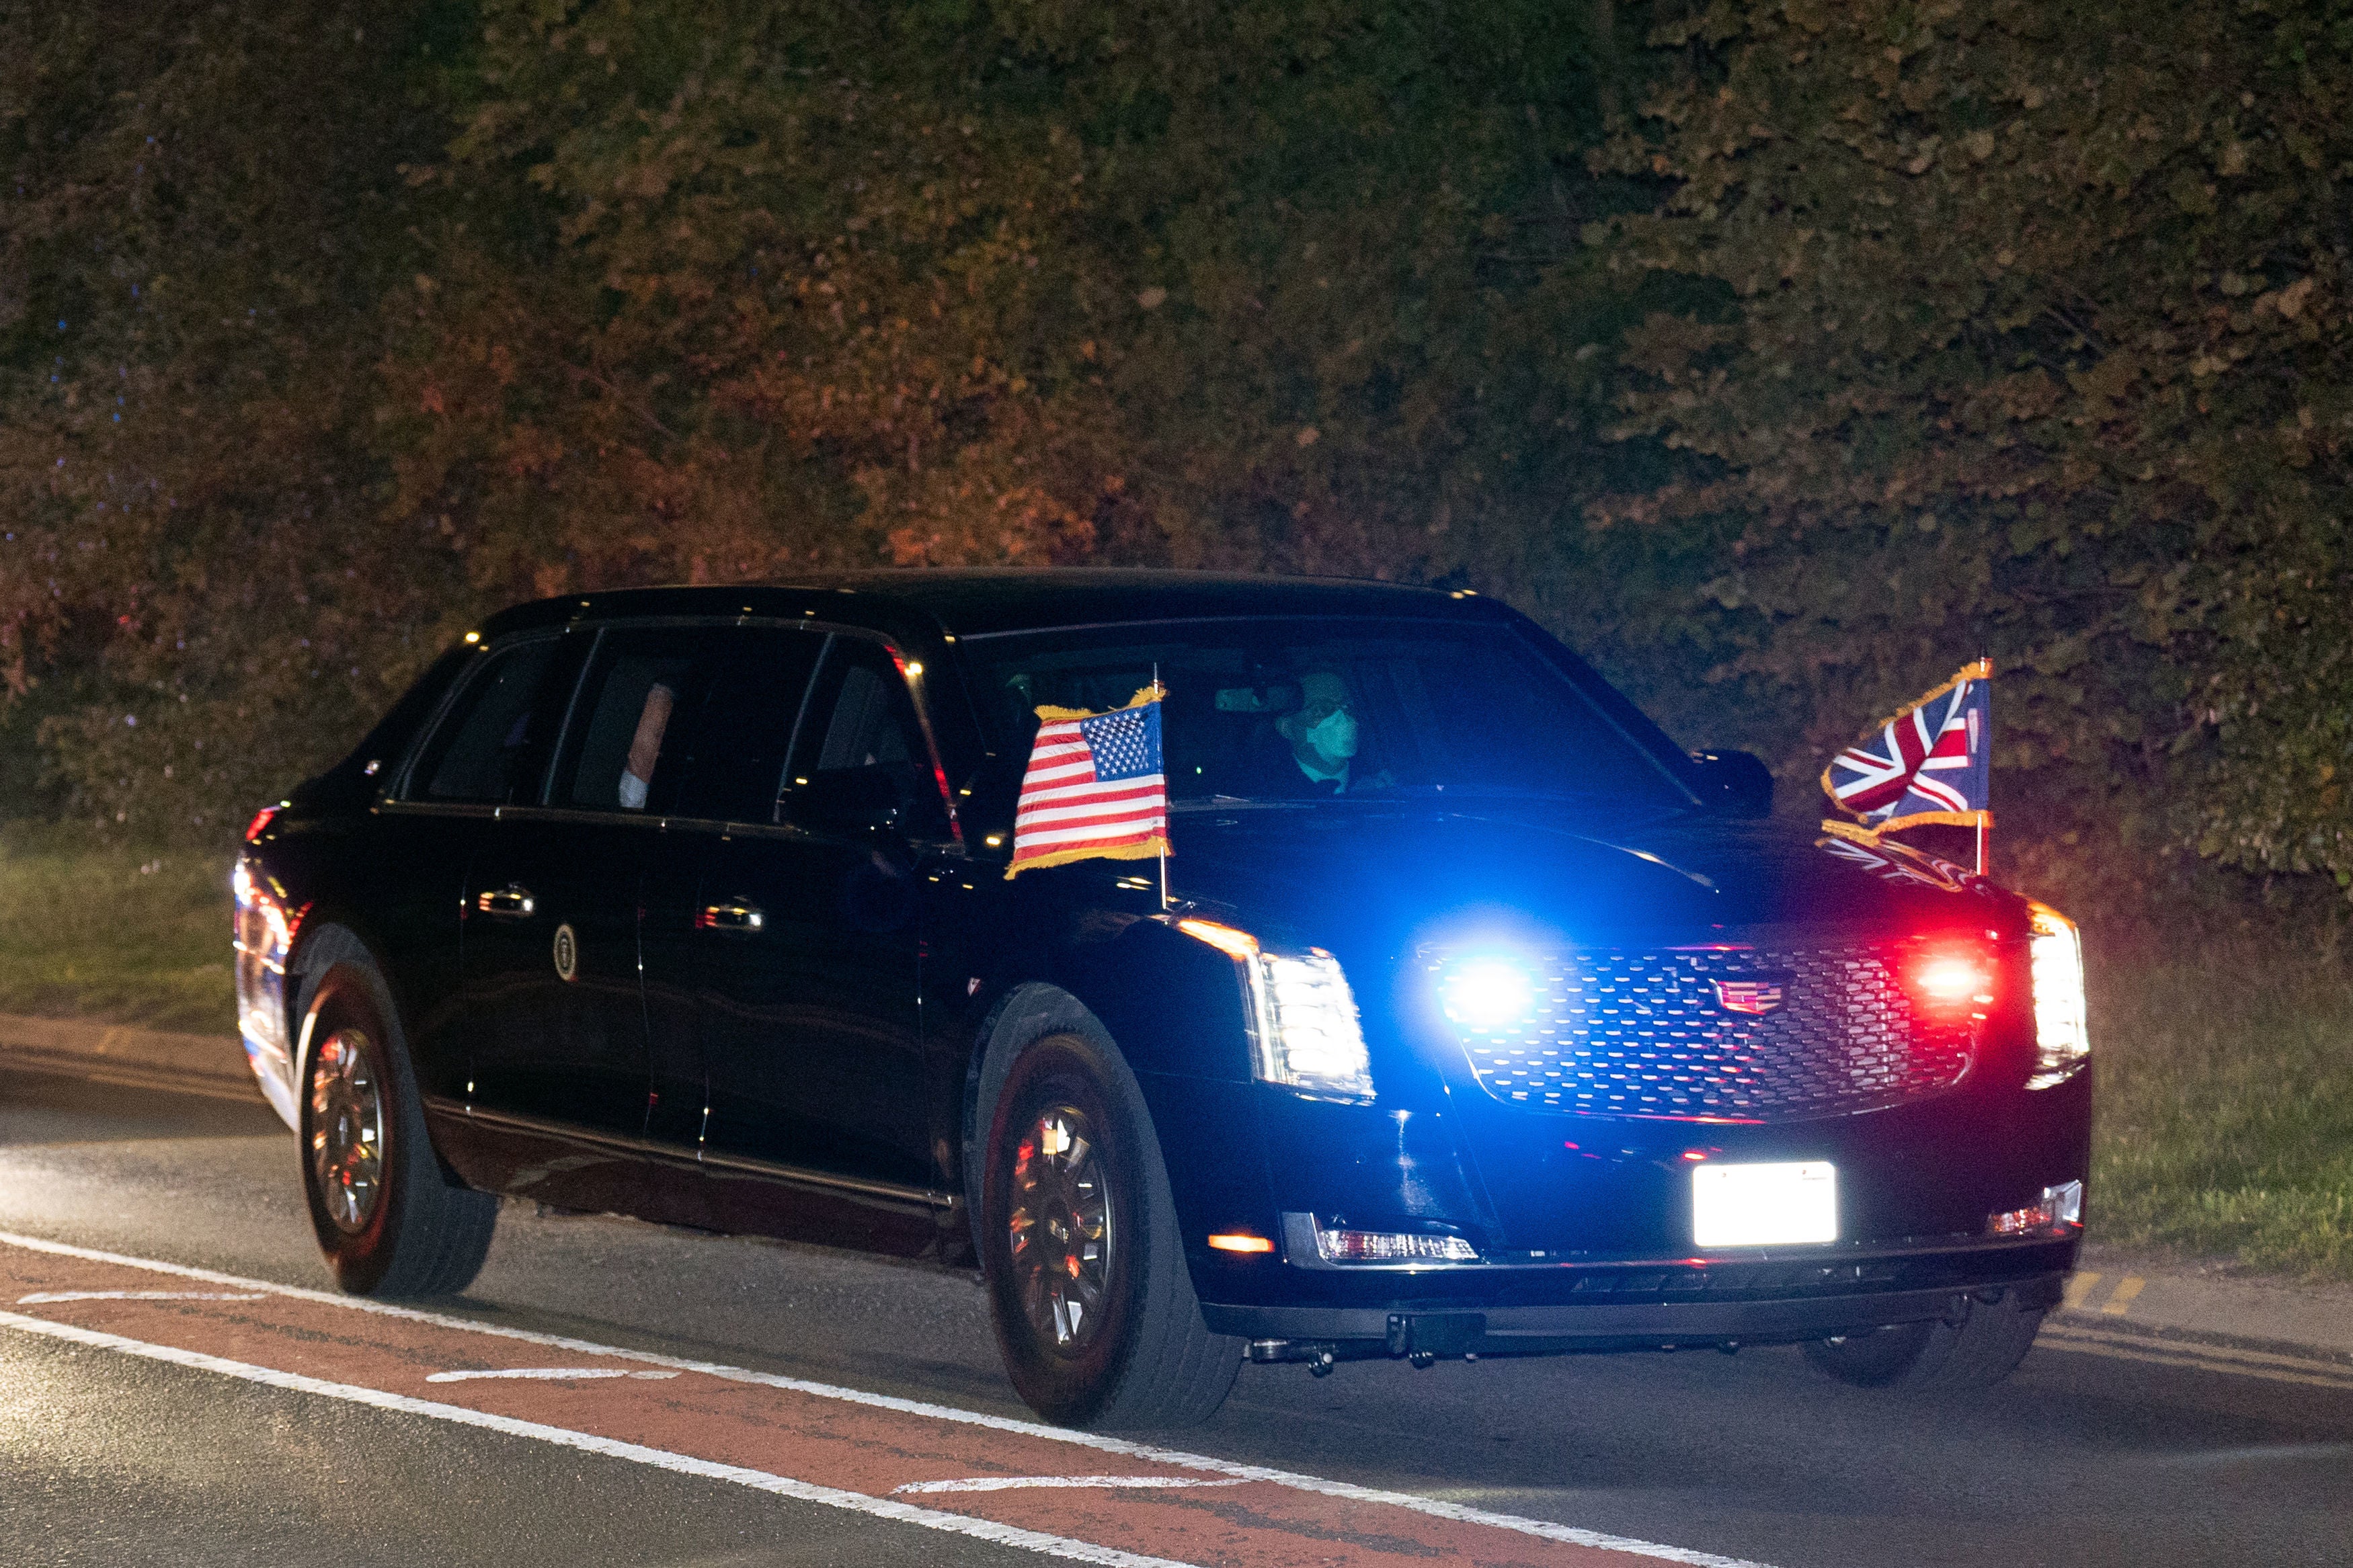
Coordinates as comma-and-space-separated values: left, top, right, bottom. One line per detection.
1595, 0, 2353, 895
5, 0, 1648, 837
0, 2, 466, 832
4, 0, 2350, 911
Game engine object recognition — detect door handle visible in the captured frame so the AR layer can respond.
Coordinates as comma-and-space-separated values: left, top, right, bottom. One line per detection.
697, 900, 766, 933
476, 885, 536, 918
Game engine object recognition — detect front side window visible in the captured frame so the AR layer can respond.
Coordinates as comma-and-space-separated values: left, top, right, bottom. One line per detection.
409, 636, 571, 804
784, 638, 948, 837
963, 618, 1689, 810
669, 627, 827, 824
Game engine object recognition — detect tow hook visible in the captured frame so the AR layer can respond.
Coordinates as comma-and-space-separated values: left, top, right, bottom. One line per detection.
1247, 1338, 1341, 1376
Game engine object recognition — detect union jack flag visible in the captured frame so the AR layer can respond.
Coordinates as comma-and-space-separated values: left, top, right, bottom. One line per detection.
1821, 661, 1991, 834
1004, 686, 1169, 878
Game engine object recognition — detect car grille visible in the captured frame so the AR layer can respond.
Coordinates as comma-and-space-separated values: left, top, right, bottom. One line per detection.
1433, 943, 1979, 1122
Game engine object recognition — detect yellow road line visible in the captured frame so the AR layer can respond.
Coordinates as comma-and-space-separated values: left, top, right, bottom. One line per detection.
2039, 1326, 2353, 1393
2101, 1276, 2148, 1316
2061, 1271, 2102, 1311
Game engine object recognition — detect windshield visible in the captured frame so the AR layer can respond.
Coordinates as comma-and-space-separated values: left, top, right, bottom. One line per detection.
962, 618, 1691, 809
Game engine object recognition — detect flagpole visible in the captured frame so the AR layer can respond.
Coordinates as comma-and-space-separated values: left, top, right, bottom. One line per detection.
1154, 663, 1170, 913
1977, 655, 1992, 878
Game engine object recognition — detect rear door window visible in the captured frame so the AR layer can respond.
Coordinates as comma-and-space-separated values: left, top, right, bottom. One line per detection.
409, 636, 572, 804
555, 626, 734, 816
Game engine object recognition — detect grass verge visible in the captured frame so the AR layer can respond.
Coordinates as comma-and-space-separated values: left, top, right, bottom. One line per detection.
0, 827, 237, 1034
2087, 924, 2353, 1282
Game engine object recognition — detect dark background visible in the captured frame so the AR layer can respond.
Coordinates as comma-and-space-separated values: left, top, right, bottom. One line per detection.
6, 0, 2352, 933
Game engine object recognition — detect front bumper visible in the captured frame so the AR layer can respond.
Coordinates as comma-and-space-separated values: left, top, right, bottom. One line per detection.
1201, 1234, 2075, 1358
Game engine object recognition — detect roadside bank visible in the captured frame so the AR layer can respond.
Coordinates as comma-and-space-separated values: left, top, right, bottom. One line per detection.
0, 1013, 258, 1104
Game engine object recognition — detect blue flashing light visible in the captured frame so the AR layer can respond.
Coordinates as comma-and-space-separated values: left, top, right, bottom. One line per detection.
1439, 955, 1539, 1032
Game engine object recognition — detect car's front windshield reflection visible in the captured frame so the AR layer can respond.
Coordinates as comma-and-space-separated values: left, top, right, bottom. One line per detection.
964, 618, 1689, 809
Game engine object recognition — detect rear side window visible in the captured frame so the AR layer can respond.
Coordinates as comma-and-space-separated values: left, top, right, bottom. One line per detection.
409, 637, 570, 804
557, 626, 732, 815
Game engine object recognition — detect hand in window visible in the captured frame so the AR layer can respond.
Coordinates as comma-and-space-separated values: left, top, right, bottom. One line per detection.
619, 683, 675, 809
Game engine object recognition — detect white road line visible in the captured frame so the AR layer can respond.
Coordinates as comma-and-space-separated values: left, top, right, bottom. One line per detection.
0, 1309, 1194, 1568
17, 1290, 266, 1304
897, 1477, 1250, 1495
426, 1367, 679, 1383
0, 1229, 1774, 1568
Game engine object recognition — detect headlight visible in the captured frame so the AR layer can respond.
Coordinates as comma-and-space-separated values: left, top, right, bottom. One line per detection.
1437, 954, 1540, 1032
2026, 901, 2088, 1089
1178, 919, 1374, 1100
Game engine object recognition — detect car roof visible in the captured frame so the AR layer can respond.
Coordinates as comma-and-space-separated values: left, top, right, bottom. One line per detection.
478, 569, 1502, 643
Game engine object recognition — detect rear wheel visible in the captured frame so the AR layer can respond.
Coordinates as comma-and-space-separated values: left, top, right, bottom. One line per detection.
298, 962, 497, 1297
979, 1026, 1240, 1429
1804, 1287, 2044, 1392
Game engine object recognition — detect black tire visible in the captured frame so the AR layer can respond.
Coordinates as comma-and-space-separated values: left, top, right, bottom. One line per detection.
976, 1020, 1242, 1430
298, 960, 497, 1297
1803, 1287, 2044, 1392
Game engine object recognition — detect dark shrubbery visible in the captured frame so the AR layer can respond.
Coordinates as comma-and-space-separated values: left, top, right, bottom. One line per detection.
5, 1, 2350, 923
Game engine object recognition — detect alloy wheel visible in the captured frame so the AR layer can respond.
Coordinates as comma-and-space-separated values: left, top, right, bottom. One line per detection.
309, 1028, 386, 1234
1006, 1102, 1113, 1354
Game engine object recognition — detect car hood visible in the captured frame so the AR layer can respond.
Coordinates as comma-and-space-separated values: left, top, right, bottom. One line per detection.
1159, 801, 2015, 958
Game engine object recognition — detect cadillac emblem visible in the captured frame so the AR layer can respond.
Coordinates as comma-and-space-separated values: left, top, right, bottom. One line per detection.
552, 923, 579, 983
1712, 977, 1786, 1016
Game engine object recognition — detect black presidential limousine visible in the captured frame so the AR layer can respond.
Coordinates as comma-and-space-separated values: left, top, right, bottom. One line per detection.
233, 571, 2091, 1428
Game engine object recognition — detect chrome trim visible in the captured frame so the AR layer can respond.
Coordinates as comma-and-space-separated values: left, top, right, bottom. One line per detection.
698, 1148, 953, 1211
488, 804, 672, 831
375, 799, 497, 820
1280, 1211, 1476, 1272
1276, 1210, 2079, 1273
426, 1099, 955, 1212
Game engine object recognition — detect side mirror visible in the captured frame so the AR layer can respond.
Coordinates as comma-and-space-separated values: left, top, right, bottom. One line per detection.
1689, 749, 1774, 819
788, 766, 906, 839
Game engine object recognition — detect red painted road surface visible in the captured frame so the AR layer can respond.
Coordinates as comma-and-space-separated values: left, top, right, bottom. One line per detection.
0, 1231, 1767, 1568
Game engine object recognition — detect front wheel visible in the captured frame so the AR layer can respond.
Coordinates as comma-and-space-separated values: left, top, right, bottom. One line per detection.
978, 1028, 1240, 1429
1803, 1287, 2044, 1392
298, 962, 497, 1297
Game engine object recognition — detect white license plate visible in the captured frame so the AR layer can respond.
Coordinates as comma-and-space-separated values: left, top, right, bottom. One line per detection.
1691, 1161, 1837, 1247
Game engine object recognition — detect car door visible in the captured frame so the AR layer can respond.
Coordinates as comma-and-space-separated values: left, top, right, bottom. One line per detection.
689, 632, 946, 1204
382, 632, 580, 1104
635, 622, 828, 1151
458, 624, 719, 1141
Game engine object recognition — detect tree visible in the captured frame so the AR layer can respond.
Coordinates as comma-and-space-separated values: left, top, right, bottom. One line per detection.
0, 0, 468, 835
1591, 0, 2353, 892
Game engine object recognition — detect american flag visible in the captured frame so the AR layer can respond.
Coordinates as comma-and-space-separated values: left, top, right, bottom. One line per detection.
1004, 688, 1168, 878
1823, 661, 1991, 832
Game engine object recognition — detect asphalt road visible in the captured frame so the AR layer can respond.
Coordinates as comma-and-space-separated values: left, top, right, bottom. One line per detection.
2, 1068, 2347, 1568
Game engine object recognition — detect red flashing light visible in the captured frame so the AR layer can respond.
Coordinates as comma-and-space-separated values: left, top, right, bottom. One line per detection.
243, 804, 282, 844
1910, 942, 1996, 1013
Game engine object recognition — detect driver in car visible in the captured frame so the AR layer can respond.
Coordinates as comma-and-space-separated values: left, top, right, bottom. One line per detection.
1242, 669, 1392, 796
